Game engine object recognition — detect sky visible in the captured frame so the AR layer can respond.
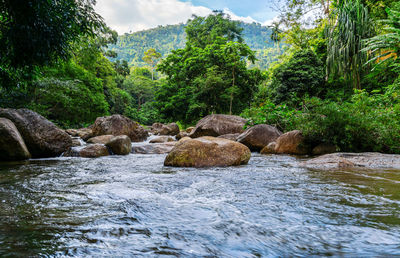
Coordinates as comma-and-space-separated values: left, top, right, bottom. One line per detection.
95, 0, 279, 34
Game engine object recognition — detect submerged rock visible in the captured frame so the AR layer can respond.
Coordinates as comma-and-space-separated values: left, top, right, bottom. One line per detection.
302, 152, 400, 170
92, 114, 148, 142
106, 135, 132, 155
0, 108, 72, 158
189, 114, 247, 138
237, 124, 282, 151
275, 130, 308, 155
0, 118, 31, 161
164, 136, 251, 167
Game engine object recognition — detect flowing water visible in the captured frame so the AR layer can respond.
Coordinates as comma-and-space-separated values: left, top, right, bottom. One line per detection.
0, 153, 400, 257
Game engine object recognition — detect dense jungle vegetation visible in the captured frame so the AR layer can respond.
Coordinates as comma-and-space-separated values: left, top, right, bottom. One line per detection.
1, 0, 400, 153
109, 22, 280, 69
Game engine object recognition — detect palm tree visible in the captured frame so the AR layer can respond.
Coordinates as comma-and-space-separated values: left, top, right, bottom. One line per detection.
363, 7, 400, 69
327, 0, 374, 89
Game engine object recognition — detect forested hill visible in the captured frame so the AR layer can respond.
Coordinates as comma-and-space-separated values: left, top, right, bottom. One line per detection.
108, 22, 279, 69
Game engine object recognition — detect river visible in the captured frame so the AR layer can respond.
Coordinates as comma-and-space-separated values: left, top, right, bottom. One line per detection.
0, 153, 399, 256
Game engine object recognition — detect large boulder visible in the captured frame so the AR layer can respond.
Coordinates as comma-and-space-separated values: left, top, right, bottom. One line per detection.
92, 114, 148, 142
302, 152, 400, 170
106, 135, 132, 155
132, 142, 176, 154
79, 144, 109, 158
237, 124, 282, 151
87, 135, 114, 144
164, 136, 251, 167
189, 114, 247, 138
275, 130, 308, 155
0, 118, 31, 161
0, 108, 72, 158
151, 122, 180, 136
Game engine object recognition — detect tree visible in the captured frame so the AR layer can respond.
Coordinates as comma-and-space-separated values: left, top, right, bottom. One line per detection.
156, 13, 264, 124
363, 5, 400, 69
142, 48, 161, 80
0, 0, 105, 88
186, 11, 243, 48
327, 0, 374, 89
270, 49, 325, 107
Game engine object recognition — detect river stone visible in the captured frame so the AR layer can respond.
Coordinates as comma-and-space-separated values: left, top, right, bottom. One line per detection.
217, 133, 240, 141
151, 122, 180, 136
132, 142, 176, 154
185, 127, 195, 133
237, 124, 282, 151
106, 135, 132, 155
0, 118, 31, 161
66, 128, 93, 141
92, 114, 148, 142
260, 142, 277, 155
189, 114, 247, 138
79, 144, 109, 158
275, 130, 308, 155
164, 136, 251, 167
149, 136, 175, 143
71, 138, 83, 147
302, 152, 400, 170
0, 108, 72, 158
87, 135, 114, 144
176, 131, 189, 140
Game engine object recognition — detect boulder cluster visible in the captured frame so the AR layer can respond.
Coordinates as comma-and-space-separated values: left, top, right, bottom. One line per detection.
1, 109, 340, 168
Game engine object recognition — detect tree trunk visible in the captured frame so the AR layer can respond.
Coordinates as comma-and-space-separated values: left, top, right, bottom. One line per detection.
229, 68, 235, 115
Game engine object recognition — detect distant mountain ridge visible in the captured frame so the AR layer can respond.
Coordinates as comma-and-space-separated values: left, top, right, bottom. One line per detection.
108, 22, 280, 70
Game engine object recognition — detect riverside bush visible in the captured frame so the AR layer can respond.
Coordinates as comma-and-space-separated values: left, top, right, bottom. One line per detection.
242, 87, 400, 153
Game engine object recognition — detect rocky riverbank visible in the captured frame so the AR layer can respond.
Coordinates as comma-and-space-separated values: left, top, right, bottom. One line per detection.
2, 109, 400, 169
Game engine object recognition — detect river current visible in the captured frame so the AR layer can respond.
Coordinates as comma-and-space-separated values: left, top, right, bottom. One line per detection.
0, 153, 399, 257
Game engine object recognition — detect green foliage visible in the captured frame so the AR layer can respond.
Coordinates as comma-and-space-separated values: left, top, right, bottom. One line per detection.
243, 90, 400, 153
241, 101, 300, 131
186, 11, 244, 48
0, 0, 105, 89
363, 5, 400, 70
142, 48, 162, 80
269, 49, 325, 106
108, 21, 279, 70
327, 0, 374, 89
156, 14, 265, 124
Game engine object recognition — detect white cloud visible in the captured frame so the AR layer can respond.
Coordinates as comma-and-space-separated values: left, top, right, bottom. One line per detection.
222, 8, 258, 24
95, 0, 267, 34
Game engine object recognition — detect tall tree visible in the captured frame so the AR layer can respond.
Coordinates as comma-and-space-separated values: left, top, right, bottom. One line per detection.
142, 48, 161, 80
156, 13, 264, 124
327, 0, 374, 89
